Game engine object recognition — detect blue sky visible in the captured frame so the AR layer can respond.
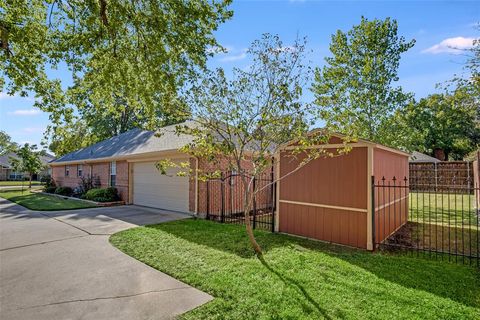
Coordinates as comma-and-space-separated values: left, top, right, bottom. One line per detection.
0, 0, 478, 151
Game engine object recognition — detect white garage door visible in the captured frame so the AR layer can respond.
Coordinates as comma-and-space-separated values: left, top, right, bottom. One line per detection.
133, 160, 190, 212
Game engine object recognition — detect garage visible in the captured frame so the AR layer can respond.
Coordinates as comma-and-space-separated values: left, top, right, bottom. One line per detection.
132, 160, 190, 212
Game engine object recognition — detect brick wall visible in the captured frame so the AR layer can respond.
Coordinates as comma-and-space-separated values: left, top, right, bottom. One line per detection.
51, 160, 129, 202
190, 156, 273, 217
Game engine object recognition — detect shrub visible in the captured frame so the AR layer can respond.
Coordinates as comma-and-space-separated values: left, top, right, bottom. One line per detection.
45, 186, 57, 194
85, 187, 119, 202
78, 175, 95, 195
41, 175, 56, 192
55, 186, 73, 196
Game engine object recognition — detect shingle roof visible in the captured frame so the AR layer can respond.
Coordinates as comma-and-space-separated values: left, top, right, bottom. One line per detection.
409, 151, 441, 163
0, 152, 55, 168
51, 121, 196, 163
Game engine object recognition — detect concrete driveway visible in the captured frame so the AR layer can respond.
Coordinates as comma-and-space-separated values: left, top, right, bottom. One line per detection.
0, 199, 212, 320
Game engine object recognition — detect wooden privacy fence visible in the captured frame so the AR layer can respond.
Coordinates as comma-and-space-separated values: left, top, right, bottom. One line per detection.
409, 162, 474, 192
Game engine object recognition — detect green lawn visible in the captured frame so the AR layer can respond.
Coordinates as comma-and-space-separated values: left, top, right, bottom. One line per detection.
0, 189, 96, 211
110, 219, 480, 320
410, 192, 477, 227
401, 192, 479, 256
0, 181, 42, 186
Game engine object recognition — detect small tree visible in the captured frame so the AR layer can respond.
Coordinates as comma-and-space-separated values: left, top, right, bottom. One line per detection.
9, 144, 45, 188
159, 34, 350, 256
312, 17, 415, 144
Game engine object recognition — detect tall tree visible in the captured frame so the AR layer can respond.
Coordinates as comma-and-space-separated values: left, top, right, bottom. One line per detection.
9, 143, 45, 188
0, 130, 18, 155
0, 0, 232, 154
312, 17, 415, 143
387, 90, 479, 160
159, 34, 349, 255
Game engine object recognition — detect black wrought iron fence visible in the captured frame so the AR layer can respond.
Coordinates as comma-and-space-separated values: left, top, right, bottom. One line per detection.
373, 176, 479, 267
205, 170, 276, 231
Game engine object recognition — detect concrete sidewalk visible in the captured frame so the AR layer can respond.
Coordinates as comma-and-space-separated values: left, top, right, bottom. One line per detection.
0, 199, 212, 320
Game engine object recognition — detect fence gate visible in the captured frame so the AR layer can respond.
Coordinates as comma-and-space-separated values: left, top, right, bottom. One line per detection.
205, 170, 276, 231
373, 176, 479, 267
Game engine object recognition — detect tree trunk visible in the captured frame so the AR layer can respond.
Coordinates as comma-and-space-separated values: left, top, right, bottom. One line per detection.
433, 148, 446, 161
244, 200, 263, 256
29, 173, 32, 189
242, 176, 263, 256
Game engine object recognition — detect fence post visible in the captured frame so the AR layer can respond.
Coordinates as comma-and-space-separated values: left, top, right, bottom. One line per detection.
371, 175, 376, 250
220, 172, 225, 223
206, 180, 210, 220
252, 177, 257, 230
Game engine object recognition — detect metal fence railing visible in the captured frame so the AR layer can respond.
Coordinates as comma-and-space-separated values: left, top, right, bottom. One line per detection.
373, 176, 479, 267
205, 170, 276, 231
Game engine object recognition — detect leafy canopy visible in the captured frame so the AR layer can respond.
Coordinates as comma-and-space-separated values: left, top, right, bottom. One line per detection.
0, 130, 18, 155
0, 0, 232, 155
312, 16, 415, 144
387, 89, 479, 160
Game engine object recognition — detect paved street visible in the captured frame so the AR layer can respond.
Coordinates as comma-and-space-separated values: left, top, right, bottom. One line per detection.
0, 199, 212, 320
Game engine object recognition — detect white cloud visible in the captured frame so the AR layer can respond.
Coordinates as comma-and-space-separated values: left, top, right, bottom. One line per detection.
0, 92, 17, 100
0, 92, 34, 101
422, 37, 476, 54
8, 109, 41, 116
220, 49, 247, 62
207, 45, 234, 55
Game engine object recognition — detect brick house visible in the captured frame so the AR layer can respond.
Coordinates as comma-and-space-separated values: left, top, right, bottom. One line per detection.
50, 121, 239, 214
0, 152, 55, 181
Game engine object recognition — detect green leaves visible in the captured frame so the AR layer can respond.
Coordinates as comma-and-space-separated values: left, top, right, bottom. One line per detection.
390, 90, 479, 160
9, 143, 45, 178
312, 16, 415, 144
1, 0, 232, 155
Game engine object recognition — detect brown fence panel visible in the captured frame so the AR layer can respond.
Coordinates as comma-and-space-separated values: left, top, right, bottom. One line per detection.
409, 162, 474, 193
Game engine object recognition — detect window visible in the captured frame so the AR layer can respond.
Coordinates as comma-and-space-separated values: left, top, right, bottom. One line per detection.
77, 164, 83, 177
110, 161, 116, 187
65, 165, 70, 177
9, 172, 23, 180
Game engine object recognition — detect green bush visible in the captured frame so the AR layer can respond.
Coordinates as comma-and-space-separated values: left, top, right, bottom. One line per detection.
42, 175, 56, 192
55, 186, 73, 196
84, 187, 119, 202
45, 186, 57, 194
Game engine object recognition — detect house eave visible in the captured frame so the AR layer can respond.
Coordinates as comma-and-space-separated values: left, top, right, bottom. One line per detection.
49, 149, 188, 166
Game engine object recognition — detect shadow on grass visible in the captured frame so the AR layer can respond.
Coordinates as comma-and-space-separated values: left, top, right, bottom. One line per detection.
257, 255, 332, 320
146, 219, 480, 308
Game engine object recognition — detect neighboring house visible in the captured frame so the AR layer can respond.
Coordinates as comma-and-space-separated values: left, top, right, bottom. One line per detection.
0, 152, 54, 181
50, 121, 216, 213
409, 151, 441, 163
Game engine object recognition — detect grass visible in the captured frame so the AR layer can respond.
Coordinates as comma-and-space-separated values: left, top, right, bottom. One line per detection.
0, 180, 42, 186
410, 192, 477, 227
110, 219, 480, 320
385, 192, 480, 257
0, 189, 97, 211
